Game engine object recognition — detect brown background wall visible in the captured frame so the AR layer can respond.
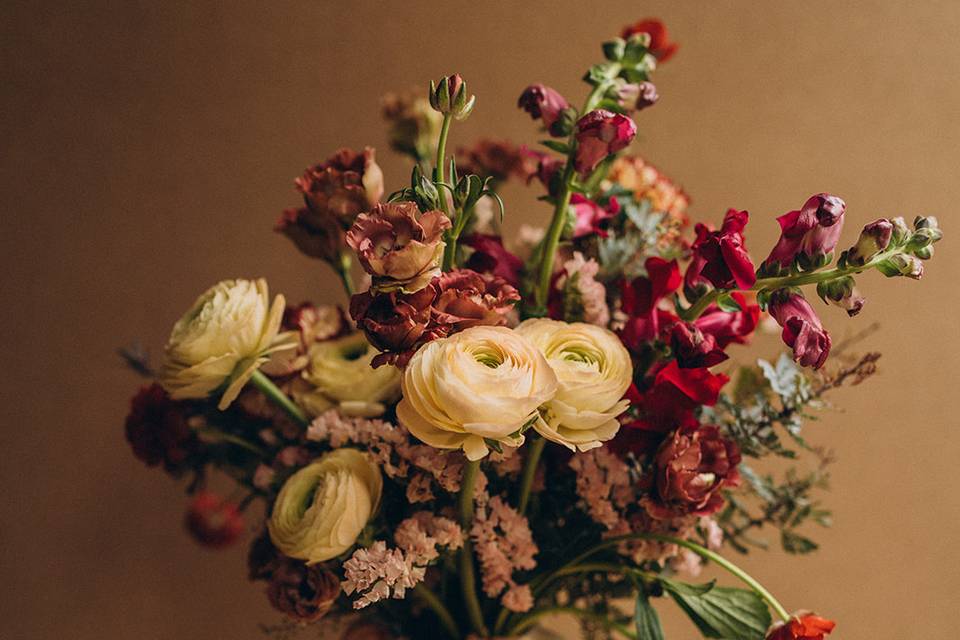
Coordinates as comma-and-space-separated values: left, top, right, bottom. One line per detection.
2, 1, 958, 638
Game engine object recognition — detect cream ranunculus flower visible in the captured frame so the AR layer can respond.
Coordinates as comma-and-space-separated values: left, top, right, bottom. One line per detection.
516, 318, 632, 452
396, 325, 558, 461
297, 332, 401, 418
160, 278, 294, 410
268, 449, 382, 564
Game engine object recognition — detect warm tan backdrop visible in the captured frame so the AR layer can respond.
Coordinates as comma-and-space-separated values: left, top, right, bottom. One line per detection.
2, 1, 958, 638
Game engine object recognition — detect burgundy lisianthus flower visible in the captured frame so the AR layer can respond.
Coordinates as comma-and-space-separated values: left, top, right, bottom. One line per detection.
574, 110, 637, 176
571, 194, 620, 238
669, 322, 728, 369
462, 233, 524, 287
644, 424, 741, 519
693, 291, 760, 348
619, 257, 682, 349
684, 209, 757, 293
346, 201, 451, 292
621, 18, 679, 62
124, 383, 198, 473
350, 282, 443, 368
456, 139, 533, 184
518, 84, 571, 137
768, 290, 832, 369
763, 193, 846, 272
184, 491, 244, 549
433, 269, 520, 329
275, 206, 345, 263
766, 612, 836, 640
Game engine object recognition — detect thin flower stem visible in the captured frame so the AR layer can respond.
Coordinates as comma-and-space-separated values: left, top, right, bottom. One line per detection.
199, 428, 268, 458
516, 436, 546, 515
510, 606, 637, 639
413, 583, 460, 639
457, 458, 488, 636
531, 532, 790, 622
335, 251, 355, 298
248, 370, 310, 428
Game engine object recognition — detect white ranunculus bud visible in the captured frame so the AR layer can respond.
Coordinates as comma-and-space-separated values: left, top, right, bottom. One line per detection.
516, 318, 632, 452
268, 449, 382, 564
160, 279, 294, 410
299, 332, 401, 418
396, 326, 558, 461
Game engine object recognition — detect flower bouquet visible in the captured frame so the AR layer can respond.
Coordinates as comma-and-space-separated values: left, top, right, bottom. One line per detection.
122, 18, 944, 640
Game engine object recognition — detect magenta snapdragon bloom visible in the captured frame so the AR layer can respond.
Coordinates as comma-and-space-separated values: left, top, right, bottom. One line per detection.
768, 291, 832, 369
570, 194, 619, 238
518, 84, 571, 136
684, 209, 757, 292
763, 193, 846, 271
573, 110, 637, 176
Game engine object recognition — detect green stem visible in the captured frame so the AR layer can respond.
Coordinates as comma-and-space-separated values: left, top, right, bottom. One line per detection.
510, 606, 636, 639
335, 251, 355, 298
413, 583, 460, 639
516, 436, 546, 515
532, 532, 790, 622
248, 370, 310, 428
457, 459, 488, 636
198, 428, 268, 459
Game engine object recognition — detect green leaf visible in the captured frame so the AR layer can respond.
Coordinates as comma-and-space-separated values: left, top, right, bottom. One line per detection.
661, 578, 771, 639
635, 591, 665, 640
716, 293, 743, 313
539, 139, 570, 154
781, 530, 819, 554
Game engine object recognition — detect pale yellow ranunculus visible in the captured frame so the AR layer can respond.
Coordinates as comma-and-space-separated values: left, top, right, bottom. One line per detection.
516, 318, 632, 452
396, 326, 558, 461
298, 332, 401, 418
160, 278, 294, 410
268, 449, 382, 564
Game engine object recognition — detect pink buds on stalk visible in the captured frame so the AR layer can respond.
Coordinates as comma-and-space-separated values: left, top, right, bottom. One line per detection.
762, 193, 846, 273
429, 74, 476, 120
846, 218, 893, 266
768, 290, 831, 369
518, 84, 572, 137
573, 109, 637, 176
616, 81, 659, 112
817, 276, 866, 316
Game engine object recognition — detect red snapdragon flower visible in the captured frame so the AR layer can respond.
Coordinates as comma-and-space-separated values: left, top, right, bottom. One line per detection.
768, 291, 832, 369
518, 84, 571, 137
574, 110, 637, 176
693, 291, 760, 348
763, 193, 846, 272
684, 209, 757, 293
571, 194, 620, 238
669, 322, 728, 369
619, 257, 682, 350
184, 491, 244, 549
766, 612, 836, 640
124, 384, 198, 473
621, 18, 679, 62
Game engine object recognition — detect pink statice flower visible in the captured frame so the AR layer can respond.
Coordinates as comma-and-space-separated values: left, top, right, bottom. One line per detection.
471, 496, 538, 611
555, 252, 610, 327
342, 541, 426, 609
394, 512, 464, 564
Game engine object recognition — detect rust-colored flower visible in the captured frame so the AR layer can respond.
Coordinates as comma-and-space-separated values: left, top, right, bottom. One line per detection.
766, 612, 836, 640
456, 138, 534, 183
275, 206, 344, 263
266, 560, 341, 623
433, 269, 519, 329
295, 147, 383, 227
347, 202, 451, 293
621, 18, 679, 62
350, 282, 445, 368
644, 425, 741, 519
124, 384, 200, 473
184, 491, 244, 549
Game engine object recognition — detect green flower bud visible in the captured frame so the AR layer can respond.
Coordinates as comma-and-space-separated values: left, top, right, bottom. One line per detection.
816, 276, 865, 317
889, 216, 911, 246
429, 74, 476, 121
877, 253, 923, 279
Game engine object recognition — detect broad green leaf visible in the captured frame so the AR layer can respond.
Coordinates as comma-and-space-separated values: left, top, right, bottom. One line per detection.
661, 578, 771, 639
635, 591, 665, 640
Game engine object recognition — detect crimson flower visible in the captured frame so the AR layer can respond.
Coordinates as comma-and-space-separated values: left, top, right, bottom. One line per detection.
693, 291, 760, 348
124, 384, 198, 473
574, 110, 637, 176
571, 194, 620, 238
669, 322, 728, 368
462, 233, 524, 287
768, 290, 831, 369
621, 18, 679, 62
184, 491, 244, 549
763, 193, 846, 272
684, 209, 757, 293
518, 84, 571, 137
619, 257, 681, 350
766, 612, 836, 640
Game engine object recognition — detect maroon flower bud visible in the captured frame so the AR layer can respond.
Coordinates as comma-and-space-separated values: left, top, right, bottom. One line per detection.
846, 218, 893, 266
573, 109, 637, 176
643, 425, 741, 519
816, 277, 866, 317
266, 560, 340, 623
346, 202, 452, 293
768, 291, 832, 369
518, 84, 572, 137
684, 209, 757, 293
275, 206, 344, 263
621, 18, 679, 62
763, 193, 846, 272
617, 81, 659, 112
571, 194, 620, 238
433, 269, 520, 329
124, 383, 198, 473
669, 322, 728, 368
184, 491, 244, 549
350, 283, 443, 368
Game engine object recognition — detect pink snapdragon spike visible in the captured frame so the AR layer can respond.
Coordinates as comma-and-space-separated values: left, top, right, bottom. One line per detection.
847, 218, 893, 265
684, 209, 757, 293
617, 81, 659, 112
570, 193, 620, 238
769, 291, 832, 369
518, 84, 571, 137
763, 193, 846, 271
573, 109, 637, 176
